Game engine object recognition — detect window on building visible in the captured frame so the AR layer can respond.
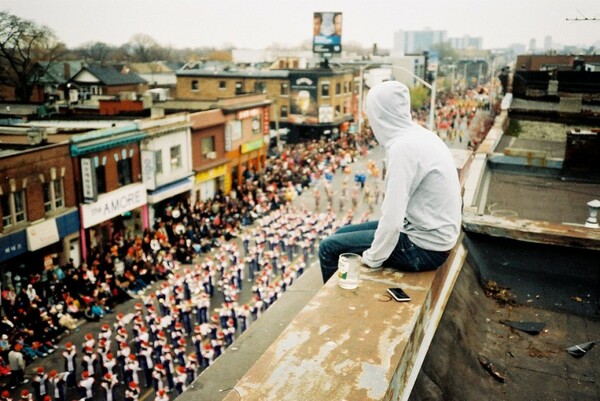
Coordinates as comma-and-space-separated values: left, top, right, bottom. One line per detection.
1, 194, 11, 228
14, 190, 26, 224
321, 82, 330, 97
95, 165, 106, 194
170, 145, 182, 169
191, 80, 199, 91
201, 136, 215, 158
117, 158, 133, 186
155, 150, 163, 174
43, 179, 65, 213
280, 83, 289, 96
255, 81, 266, 94
336, 82, 341, 95
280, 105, 288, 118
219, 80, 226, 90
235, 82, 243, 95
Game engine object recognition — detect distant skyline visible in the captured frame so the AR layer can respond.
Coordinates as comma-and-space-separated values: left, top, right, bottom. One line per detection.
1, 0, 598, 51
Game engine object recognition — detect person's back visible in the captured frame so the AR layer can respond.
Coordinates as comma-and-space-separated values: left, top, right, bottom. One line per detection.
318, 80, 461, 282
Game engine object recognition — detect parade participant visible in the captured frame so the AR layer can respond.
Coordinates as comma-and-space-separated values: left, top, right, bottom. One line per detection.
47, 370, 66, 401
19, 390, 31, 401
83, 333, 95, 350
185, 353, 198, 384
8, 343, 28, 389
31, 366, 49, 401
117, 342, 131, 379
125, 354, 141, 385
138, 341, 154, 388
0, 390, 12, 401
174, 338, 187, 367
174, 365, 187, 394
155, 388, 169, 401
103, 352, 117, 377
124, 381, 140, 401
81, 346, 97, 377
201, 343, 215, 367
61, 342, 76, 388
319, 81, 462, 282
100, 373, 118, 401
151, 363, 166, 391
78, 371, 94, 401
159, 344, 175, 391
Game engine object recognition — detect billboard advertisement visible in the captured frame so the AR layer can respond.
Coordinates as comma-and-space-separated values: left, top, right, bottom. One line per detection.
288, 71, 320, 124
313, 12, 342, 54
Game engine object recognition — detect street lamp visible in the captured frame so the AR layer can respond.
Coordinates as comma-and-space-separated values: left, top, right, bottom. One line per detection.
393, 65, 436, 131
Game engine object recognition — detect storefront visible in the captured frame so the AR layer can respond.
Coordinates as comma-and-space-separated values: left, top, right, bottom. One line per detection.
79, 183, 148, 262
193, 164, 227, 202
0, 209, 80, 292
146, 176, 194, 224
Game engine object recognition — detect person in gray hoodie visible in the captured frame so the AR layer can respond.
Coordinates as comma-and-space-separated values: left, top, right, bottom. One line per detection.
319, 80, 462, 282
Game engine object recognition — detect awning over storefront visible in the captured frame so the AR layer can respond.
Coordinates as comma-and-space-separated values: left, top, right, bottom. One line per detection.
0, 230, 27, 263
26, 219, 59, 252
147, 176, 194, 204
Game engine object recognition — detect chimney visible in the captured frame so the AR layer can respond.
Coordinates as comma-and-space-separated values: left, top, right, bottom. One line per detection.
64, 63, 71, 80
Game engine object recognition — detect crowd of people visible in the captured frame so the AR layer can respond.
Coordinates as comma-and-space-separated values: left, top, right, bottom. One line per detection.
0, 130, 376, 401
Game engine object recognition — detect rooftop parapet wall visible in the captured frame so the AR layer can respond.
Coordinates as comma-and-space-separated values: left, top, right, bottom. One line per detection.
221, 243, 466, 401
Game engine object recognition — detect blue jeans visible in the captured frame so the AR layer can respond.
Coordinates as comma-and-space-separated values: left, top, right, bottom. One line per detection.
318, 221, 450, 283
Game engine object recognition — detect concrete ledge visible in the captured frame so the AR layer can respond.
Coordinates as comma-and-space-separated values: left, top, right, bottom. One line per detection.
222, 243, 466, 401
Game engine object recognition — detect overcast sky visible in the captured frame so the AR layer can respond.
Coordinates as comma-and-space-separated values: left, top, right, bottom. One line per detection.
2, 0, 598, 50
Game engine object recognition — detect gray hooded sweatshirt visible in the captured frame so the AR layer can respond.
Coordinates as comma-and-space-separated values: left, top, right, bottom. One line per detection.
362, 81, 461, 268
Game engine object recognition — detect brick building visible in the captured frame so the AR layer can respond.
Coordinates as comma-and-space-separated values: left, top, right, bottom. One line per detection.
176, 66, 354, 143
0, 131, 80, 279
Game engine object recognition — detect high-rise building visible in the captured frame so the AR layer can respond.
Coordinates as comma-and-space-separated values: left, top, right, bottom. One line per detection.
529, 38, 537, 53
448, 35, 483, 50
393, 28, 447, 55
544, 35, 553, 51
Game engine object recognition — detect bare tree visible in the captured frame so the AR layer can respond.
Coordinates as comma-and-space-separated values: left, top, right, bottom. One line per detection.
77, 41, 114, 64
0, 11, 66, 102
127, 33, 167, 62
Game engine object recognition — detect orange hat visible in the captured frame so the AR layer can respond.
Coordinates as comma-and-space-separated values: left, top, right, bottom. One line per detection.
43, 396, 51, 401
2, 390, 10, 398
20, 390, 29, 397
82, 371, 89, 378
85, 333, 93, 340
129, 354, 136, 360
65, 342, 73, 349
158, 389, 166, 396
129, 381, 137, 389
49, 370, 57, 378
36, 366, 44, 373
104, 373, 112, 380
177, 366, 185, 373
102, 324, 109, 330
14, 343, 22, 351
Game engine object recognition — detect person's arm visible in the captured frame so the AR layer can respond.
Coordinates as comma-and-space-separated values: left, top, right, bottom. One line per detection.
362, 148, 413, 267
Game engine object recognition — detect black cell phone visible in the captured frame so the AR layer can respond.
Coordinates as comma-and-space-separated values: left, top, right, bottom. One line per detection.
387, 287, 411, 302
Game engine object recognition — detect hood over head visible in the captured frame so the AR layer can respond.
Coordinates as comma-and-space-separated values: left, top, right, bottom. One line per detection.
366, 80, 414, 148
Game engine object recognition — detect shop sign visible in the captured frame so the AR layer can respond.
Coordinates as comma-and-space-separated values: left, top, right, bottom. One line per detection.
241, 138, 264, 154
0, 230, 26, 263
81, 183, 147, 228
26, 219, 60, 251
141, 150, 156, 190
195, 164, 227, 183
80, 158, 97, 202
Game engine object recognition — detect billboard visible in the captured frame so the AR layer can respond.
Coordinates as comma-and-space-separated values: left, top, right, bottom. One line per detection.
313, 12, 342, 54
288, 71, 320, 124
